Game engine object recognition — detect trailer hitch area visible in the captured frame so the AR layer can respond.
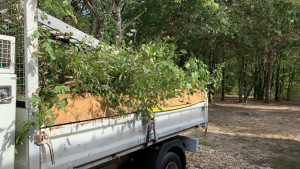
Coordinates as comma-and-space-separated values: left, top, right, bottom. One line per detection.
36, 131, 55, 165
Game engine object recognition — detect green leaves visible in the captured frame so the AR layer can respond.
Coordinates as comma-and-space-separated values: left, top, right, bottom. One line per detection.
39, 0, 74, 17
41, 40, 55, 60
36, 39, 216, 121
180, 49, 187, 54
15, 120, 31, 146
2, 24, 8, 30
40, 12, 48, 20
203, 0, 220, 10
54, 85, 70, 95
33, 30, 40, 39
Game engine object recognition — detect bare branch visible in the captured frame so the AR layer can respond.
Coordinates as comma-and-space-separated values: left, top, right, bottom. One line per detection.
85, 0, 100, 17
122, 8, 147, 31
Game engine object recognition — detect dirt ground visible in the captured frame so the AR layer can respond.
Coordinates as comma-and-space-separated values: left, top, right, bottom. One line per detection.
185, 96, 300, 169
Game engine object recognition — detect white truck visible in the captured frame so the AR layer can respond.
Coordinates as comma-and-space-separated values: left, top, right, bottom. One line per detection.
0, 1, 208, 169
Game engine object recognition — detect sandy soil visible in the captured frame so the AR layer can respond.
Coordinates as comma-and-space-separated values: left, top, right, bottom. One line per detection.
185, 96, 300, 169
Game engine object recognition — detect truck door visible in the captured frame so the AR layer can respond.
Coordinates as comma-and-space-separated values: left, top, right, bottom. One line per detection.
0, 35, 17, 169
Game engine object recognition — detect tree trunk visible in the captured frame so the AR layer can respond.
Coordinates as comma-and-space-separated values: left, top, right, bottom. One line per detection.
256, 63, 264, 101
287, 67, 296, 101
278, 65, 286, 99
257, 66, 264, 101
221, 44, 225, 101
287, 83, 291, 101
262, 65, 268, 100
221, 66, 225, 101
208, 48, 213, 103
264, 47, 274, 103
85, 0, 114, 40
99, 2, 115, 41
238, 58, 246, 103
92, 17, 98, 35
244, 58, 264, 103
254, 60, 259, 99
254, 84, 258, 99
271, 66, 275, 99
275, 62, 280, 101
114, 0, 122, 46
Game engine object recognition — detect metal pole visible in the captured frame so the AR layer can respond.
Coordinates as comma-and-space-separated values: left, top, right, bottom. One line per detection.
23, 0, 40, 168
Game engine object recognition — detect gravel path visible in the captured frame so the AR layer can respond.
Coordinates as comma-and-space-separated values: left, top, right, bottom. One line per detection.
186, 145, 272, 169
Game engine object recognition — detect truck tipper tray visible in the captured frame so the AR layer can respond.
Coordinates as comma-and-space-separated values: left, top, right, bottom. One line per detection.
24, 91, 208, 168
35, 94, 208, 168
49, 90, 206, 125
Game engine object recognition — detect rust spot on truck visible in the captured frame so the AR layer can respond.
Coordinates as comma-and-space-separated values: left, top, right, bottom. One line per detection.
81, 121, 91, 125
36, 134, 42, 145
51, 126, 65, 130
36, 131, 50, 145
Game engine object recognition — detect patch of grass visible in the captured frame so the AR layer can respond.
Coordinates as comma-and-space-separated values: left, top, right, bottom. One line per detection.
240, 151, 247, 155
255, 159, 267, 166
270, 147, 285, 154
288, 143, 300, 155
271, 156, 300, 169
199, 140, 209, 146
270, 142, 300, 155
270, 142, 300, 169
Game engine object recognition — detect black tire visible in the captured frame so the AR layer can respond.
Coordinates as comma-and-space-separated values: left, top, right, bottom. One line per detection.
159, 152, 182, 169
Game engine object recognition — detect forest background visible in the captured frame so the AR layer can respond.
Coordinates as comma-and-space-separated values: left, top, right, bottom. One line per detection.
40, 0, 300, 103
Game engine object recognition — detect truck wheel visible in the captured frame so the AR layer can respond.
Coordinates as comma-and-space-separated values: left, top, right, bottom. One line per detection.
160, 152, 182, 169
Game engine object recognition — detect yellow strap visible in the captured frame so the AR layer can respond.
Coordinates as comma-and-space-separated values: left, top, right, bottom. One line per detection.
152, 101, 204, 113
150, 113, 155, 119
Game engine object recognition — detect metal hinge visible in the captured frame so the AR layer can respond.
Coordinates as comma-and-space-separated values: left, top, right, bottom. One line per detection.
145, 115, 158, 146
36, 131, 55, 165
149, 115, 158, 141
0, 96, 13, 103
150, 118, 158, 142
204, 99, 208, 108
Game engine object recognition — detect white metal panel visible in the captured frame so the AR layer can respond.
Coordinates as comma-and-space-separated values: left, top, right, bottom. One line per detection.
39, 101, 207, 169
0, 74, 17, 169
204, 92, 208, 124
40, 114, 146, 169
155, 102, 206, 138
177, 136, 199, 153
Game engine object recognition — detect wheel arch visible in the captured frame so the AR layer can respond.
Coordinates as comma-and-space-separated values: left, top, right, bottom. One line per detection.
153, 138, 186, 169
167, 146, 186, 168
124, 138, 187, 169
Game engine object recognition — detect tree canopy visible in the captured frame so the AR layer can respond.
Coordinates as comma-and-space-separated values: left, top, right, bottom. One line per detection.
39, 0, 299, 102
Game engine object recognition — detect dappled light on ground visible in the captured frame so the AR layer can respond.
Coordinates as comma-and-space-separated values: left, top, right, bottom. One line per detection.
184, 96, 300, 169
